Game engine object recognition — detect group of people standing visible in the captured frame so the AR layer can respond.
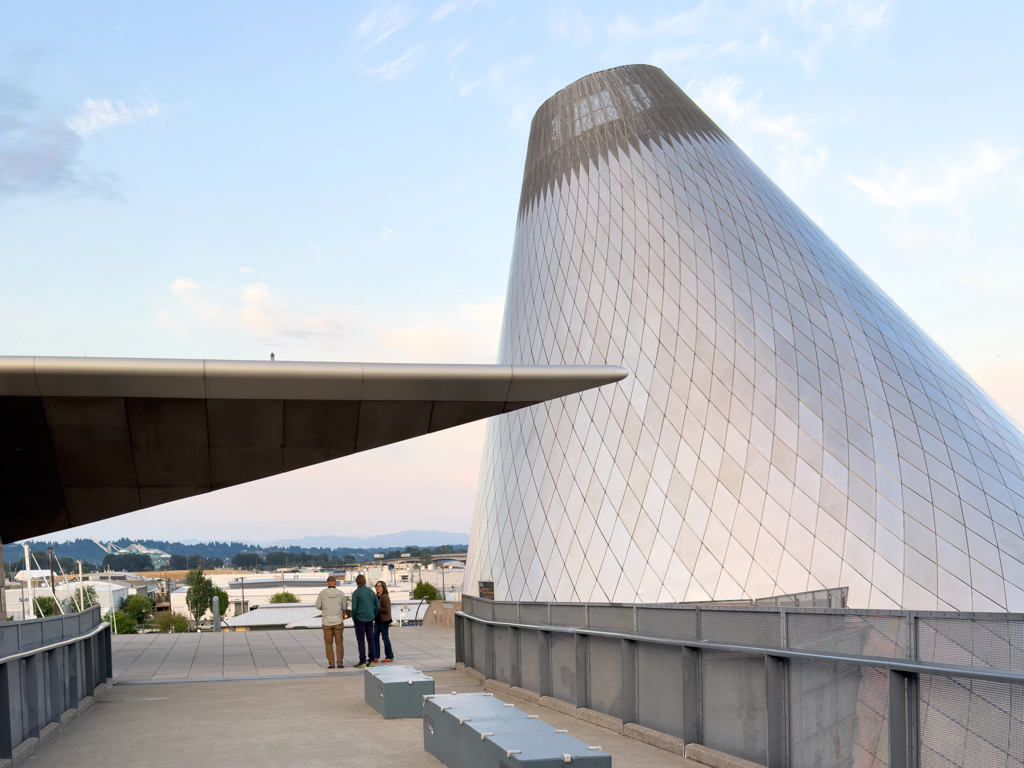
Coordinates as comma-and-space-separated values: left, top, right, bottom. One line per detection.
315, 573, 394, 669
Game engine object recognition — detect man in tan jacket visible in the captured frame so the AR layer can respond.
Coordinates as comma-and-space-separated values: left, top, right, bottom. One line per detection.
316, 575, 346, 668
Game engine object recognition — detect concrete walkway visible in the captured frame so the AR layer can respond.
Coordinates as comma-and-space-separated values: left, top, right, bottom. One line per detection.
27, 669, 700, 768
111, 625, 455, 682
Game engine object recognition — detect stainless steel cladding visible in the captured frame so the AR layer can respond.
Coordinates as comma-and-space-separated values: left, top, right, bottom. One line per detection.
466, 64, 1024, 610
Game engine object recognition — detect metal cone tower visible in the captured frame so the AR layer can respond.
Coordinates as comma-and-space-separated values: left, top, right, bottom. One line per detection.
466, 64, 1024, 611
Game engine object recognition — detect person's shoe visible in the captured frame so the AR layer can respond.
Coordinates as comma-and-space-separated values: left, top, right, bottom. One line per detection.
338, 664, 345, 669
327, 665, 335, 669
355, 662, 366, 668
382, 658, 394, 663
372, 658, 379, 663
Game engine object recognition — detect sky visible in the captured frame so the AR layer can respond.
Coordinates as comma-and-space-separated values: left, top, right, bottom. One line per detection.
2, 1, 1022, 544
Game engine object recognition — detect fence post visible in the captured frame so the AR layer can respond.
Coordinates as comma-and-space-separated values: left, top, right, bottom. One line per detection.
483, 623, 495, 681
888, 669, 910, 768
24, 655, 39, 739
765, 655, 788, 767
621, 638, 638, 725
574, 632, 589, 709
681, 646, 701, 745
510, 626, 522, 688
0, 663, 13, 761
454, 614, 464, 664
538, 630, 552, 698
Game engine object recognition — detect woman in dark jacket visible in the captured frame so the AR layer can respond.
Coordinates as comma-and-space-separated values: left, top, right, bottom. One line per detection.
373, 581, 394, 663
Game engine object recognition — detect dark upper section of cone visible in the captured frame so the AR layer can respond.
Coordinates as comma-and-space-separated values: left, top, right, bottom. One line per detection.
518, 64, 726, 216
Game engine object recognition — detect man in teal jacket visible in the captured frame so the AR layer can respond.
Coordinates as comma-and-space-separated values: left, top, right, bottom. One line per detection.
351, 574, 380, 668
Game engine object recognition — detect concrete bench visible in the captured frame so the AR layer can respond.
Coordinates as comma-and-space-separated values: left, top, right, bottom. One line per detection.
423, 692, 610, 767
363, 665, 435, 719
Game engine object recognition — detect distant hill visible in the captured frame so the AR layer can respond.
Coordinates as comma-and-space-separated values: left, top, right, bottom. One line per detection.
261, 530, 470, 549
3, 530, 470, 566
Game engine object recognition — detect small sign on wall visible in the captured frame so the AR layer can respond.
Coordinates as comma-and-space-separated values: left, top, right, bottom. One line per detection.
478, 581, 494, 600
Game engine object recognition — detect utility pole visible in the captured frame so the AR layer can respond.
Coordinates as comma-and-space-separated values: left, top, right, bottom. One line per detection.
48, 546, 55, 599
23, 543, 33, 619
79, 560, 84, 614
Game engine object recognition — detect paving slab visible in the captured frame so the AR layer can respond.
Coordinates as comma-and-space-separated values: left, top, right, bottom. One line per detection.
111, 625, 455, 682
25, 667, 699, 768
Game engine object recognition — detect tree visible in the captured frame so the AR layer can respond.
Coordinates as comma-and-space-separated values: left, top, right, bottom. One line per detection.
231, 553, 260, 568
168, 554, 189, 570
69, 585, 99, 612
412, 581, 439, 601
419, 551, 434, 567
34, 596, 59, 617
101, 553, 153, 572
342, 554, 357, 565
269, 591, 300, 604
154, 612, 190, 633
212, 587, 229, 616
264, 552, 289, 568
105, 610, 137, 634
207, 558, 224, 569
185, 569, 214, 622
122, 594, 154, 625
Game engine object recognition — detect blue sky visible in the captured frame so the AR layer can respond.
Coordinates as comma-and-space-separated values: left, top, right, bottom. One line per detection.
2, 1, 1022, 543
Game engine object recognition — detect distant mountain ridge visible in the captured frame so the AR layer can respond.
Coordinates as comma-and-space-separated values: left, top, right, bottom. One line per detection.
260, 530, 470, 548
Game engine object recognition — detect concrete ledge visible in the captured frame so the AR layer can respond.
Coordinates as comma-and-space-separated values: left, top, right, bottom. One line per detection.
575, 707, 624, 733
39, 723, 61, 747
455, 662, 466, 671
509, 686, 541, 705
484, 679, 511, 694
77, 695, 96, 714
60, 707, 79, 728
623, 723, 688, 757
463, 667, 485, 685
539, 695, 577, 716
685, 743, 766, 768
11, 736, 38, 767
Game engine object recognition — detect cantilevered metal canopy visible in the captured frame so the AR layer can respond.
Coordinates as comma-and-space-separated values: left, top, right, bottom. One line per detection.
0, 356, 627, 542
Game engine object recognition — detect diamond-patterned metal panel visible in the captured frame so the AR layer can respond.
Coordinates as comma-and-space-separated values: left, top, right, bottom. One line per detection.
465, 63, 1024, 611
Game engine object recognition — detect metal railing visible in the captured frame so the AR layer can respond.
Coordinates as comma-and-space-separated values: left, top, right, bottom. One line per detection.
0, 606, 111, 761
456, 597, 1024, 768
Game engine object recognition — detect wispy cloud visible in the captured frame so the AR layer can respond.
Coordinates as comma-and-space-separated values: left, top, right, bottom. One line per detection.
607, 0, 891, 71
155, 277, 504, 364
785, 0, 893, 70
355, 2, 416, 51
171, 278, 197, 291
430, 0, 484, 23
692, 76, 828, 187
0, 82, 118, 201
546, 7, 593, 46
67, 97, 165, 136
446, 39, 469, 63
847, 144, 1019, 211
363, 44, 427, 80
239, 267, 255, 274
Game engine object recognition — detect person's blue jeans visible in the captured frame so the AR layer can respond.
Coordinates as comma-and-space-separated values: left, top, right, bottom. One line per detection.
374, 621, 394, 660
354, 619, 374, 664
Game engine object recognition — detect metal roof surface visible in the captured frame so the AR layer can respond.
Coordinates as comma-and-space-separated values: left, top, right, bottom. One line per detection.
223, 604, 320, 627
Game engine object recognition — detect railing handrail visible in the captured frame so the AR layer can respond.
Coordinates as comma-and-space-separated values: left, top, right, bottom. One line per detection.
0, 621, 111, 666
456, 611, 1024, 686
464, 596, 1024, 622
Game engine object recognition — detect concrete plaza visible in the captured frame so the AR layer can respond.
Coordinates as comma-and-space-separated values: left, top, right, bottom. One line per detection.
27, 666, 700, 768
111, 624, 455, 682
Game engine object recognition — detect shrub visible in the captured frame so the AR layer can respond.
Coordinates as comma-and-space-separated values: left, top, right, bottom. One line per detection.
123, 594, 155, 624
105, 610, 137, 634
154, 612, 191, 633
269, 591, 300, 604
33, 596, 59, 617
412, 581, 439, 601
213, 587, 230, 615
